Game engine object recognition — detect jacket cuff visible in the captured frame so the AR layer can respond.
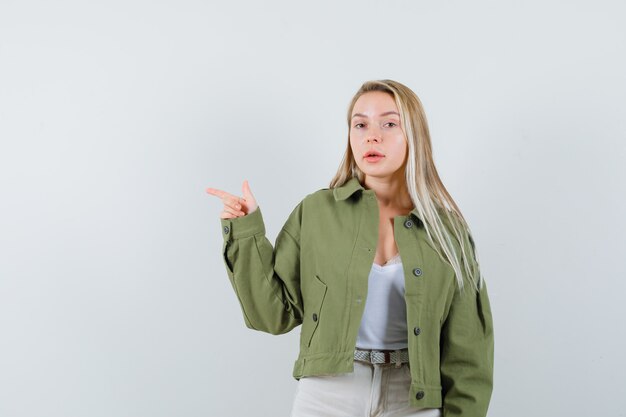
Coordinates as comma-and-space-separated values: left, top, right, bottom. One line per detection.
220, 206, 266, 240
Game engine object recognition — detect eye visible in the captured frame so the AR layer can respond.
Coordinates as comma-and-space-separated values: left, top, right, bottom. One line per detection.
354, 123, 365, 128
385, 122, 397, 128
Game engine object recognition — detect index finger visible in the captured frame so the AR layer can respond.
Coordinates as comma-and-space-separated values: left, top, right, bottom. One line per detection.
206, 187, 243, 202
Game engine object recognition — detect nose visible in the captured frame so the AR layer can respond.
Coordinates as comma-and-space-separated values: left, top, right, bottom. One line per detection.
366, 128, 382, 143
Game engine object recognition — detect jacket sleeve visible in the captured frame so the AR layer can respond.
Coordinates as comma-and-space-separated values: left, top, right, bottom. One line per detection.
440, 233, 495, 417
219, 202, 304, 335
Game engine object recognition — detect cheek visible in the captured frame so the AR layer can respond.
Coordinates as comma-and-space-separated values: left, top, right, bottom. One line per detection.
349, 133, 359, 150
393, 140, 408, 164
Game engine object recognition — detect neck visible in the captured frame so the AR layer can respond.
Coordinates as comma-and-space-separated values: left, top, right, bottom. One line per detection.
363, 173, 414, 212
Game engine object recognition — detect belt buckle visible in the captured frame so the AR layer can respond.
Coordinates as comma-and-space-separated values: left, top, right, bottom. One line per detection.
379, 349, 407, 367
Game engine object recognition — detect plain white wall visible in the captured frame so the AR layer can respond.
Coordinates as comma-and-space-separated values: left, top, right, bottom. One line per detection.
1, 1, 625, 416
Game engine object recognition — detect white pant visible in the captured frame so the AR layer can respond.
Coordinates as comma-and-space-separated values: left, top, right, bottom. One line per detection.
290, 360, 443, 417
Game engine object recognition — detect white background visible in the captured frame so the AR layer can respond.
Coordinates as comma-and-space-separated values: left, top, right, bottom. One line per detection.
1, 1, 625, 416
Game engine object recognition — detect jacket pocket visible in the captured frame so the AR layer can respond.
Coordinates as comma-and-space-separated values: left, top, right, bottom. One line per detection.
302, 274, 328, 348
222, 240, 234, 277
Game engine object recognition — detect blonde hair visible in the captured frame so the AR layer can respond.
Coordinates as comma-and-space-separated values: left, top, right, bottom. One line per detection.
329, 79, 483, 292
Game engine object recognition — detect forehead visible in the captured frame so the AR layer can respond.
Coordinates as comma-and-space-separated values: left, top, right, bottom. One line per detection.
352, 91, 398, 116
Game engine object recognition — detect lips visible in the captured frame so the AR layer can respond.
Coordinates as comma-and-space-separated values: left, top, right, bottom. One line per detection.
364, 150, 385, 158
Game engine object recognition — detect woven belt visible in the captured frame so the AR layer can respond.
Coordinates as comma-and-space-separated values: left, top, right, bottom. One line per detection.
354, 348, 409, 365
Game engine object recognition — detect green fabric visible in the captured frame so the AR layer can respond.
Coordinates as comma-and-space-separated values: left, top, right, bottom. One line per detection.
219, 177, 494, 416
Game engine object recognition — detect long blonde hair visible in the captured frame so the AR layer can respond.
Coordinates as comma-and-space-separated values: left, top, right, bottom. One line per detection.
329, 79, 483, 292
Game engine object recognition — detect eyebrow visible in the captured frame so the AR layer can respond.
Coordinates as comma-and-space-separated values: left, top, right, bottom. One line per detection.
351, 111, 400, 119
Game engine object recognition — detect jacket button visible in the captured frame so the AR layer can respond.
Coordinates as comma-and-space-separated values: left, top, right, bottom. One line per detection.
413, 267, 422, 276
414, 327, 421, 336
416, 391, 425, 400
404, 219, 413, 228
312, 313, 318, 322
223, 225, 230, 234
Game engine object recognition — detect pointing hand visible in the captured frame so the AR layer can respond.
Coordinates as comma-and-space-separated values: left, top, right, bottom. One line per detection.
206, 179, 258, 219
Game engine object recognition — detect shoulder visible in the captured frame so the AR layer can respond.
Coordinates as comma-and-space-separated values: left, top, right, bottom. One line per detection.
279, 187, 336, 234
283, 186, 335, 220
437, 207, 463, 234
286, 186, 347, 225
432, 207, 478, 260
299, 186, 337, 208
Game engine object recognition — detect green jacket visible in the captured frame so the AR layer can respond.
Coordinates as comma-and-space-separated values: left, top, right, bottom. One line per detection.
219, 177, 494, 416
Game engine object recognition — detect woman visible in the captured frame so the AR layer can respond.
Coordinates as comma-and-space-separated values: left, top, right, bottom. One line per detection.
206, 79, 494, 417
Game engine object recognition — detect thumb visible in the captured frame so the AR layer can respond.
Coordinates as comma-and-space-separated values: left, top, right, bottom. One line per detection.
242, 179, 255, 202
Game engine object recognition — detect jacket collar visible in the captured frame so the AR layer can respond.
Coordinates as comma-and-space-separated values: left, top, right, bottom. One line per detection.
333, 177, 424, 224
332, 176, 364, 201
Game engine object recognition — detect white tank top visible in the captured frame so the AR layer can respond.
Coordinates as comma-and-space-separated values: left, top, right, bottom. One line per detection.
356, 253, 408, 350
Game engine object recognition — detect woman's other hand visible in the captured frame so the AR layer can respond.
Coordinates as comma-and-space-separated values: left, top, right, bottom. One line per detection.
206, 179, 258, 219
